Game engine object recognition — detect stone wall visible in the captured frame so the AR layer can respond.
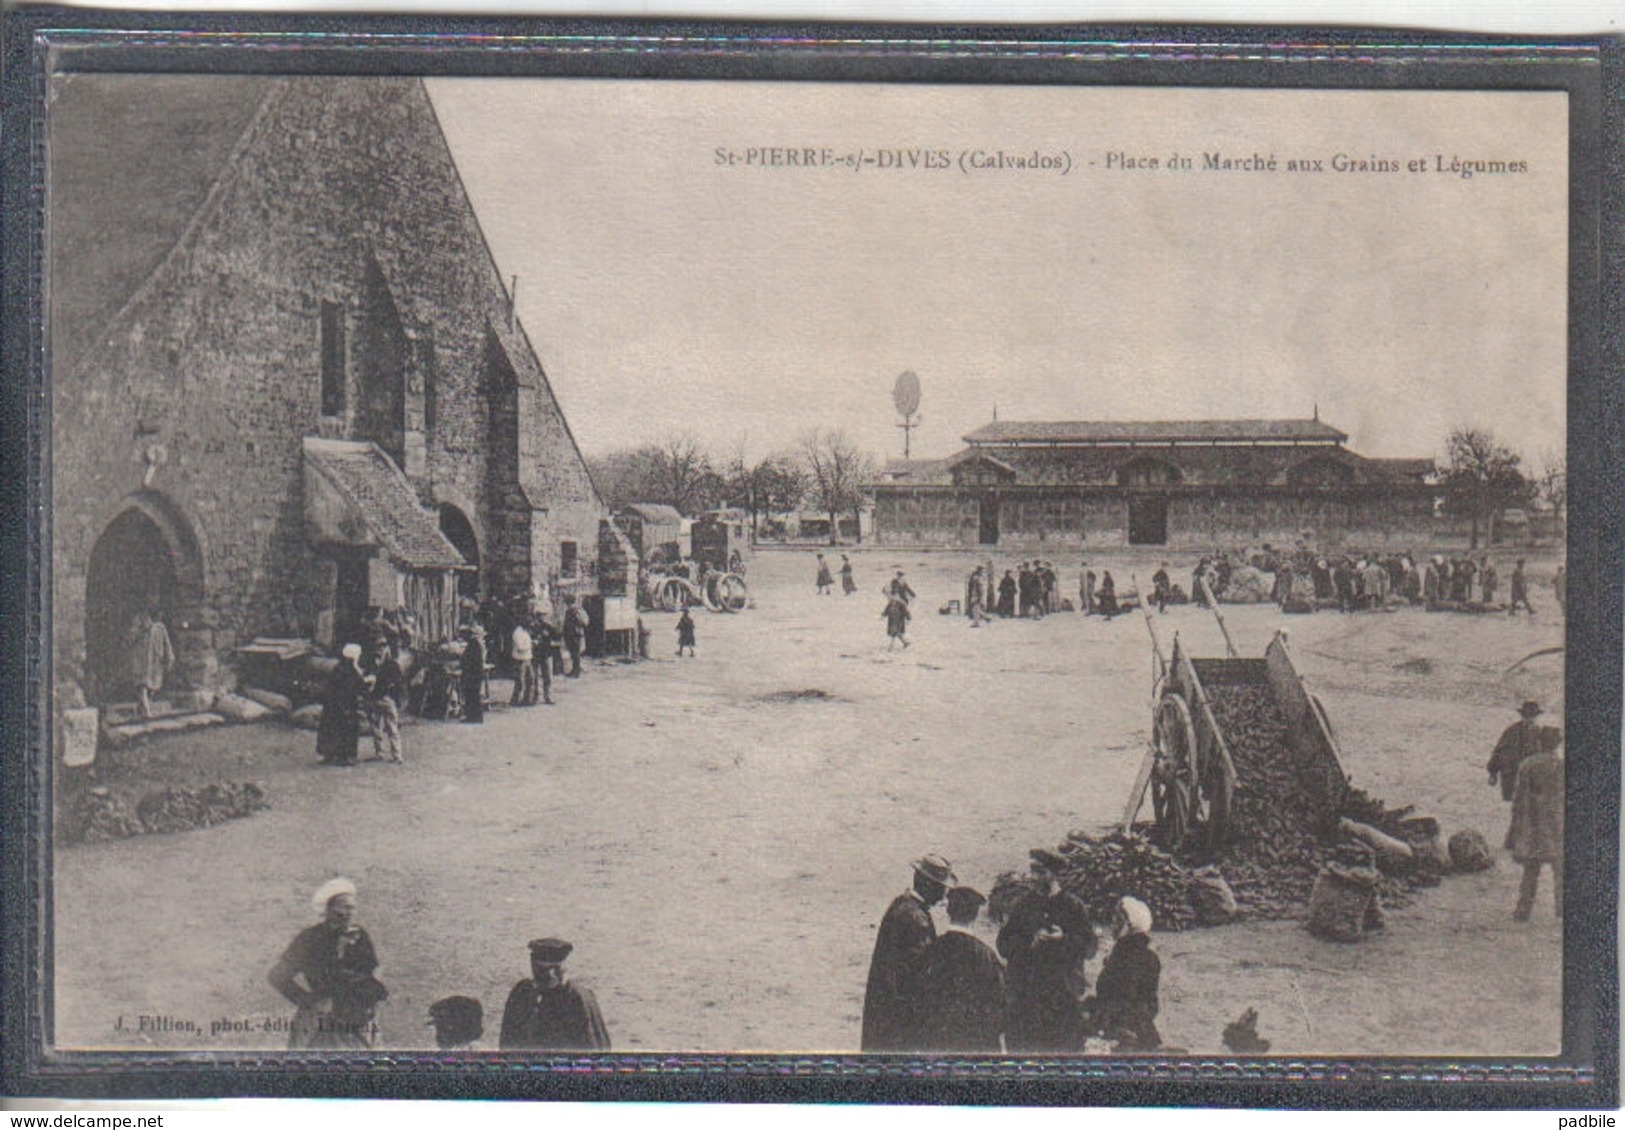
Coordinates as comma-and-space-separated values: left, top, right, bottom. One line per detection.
51, 77, 605, 700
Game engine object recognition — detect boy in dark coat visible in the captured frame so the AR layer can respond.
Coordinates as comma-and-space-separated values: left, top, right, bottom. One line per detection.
675, 607, 696, 657
916, 887, 1005, 1052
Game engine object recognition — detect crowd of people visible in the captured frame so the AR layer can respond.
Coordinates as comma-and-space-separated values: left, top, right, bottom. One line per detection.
1259, 545, 1547, 616
267, 877, 611, 1051
959, 560, 1125, 624
862, 854, 1163, 1055
311, 596, 595, 767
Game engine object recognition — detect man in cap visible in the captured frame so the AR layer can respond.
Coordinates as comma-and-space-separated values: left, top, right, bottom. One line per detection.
862, 854, 954, 1052
1488, 701, 1546, 803
997, 850, 1097, 1052
427, 995, 484, 1050
916, 886, 1005, 1053
498, 938, 611, 1051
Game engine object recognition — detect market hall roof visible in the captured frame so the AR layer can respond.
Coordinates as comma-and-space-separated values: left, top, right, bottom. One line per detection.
303, 438, 470, 571
962, 419, 1349, 446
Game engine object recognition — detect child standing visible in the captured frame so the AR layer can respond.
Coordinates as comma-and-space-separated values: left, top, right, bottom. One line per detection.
676, 607, 697, 657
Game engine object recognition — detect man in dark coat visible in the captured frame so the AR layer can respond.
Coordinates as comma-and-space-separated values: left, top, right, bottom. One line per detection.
1508, 558, 1536, 615
862, 854, 953, 1052
998, 853, 1097, 1053
563, 597, 588, 677
1087, 897, 1161, 1051
916, 887, 1005, 1053
498, 938, 611, 1050
1488, 700, 1545, 802
997, 571, 1018, 618
1510, 727, 1565, 921
1151, 564, 1172, 614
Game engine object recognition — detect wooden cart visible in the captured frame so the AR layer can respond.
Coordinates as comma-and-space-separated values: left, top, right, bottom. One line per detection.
1125, 623, 1349, 854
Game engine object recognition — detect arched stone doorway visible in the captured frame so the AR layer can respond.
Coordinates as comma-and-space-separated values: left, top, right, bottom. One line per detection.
83, 494, 204, 707
438, 503, 481, 603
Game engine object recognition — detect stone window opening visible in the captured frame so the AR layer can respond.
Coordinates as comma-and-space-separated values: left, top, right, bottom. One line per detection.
320, 299, 347, 418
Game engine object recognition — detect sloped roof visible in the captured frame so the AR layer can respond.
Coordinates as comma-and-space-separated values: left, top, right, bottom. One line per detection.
944, 448, 1017, 475
49, 74, 277, 375
963, 419, 1348, 445
1370, 457, 1436, 479
303, 438, 469, 570
622, 503, 684, 525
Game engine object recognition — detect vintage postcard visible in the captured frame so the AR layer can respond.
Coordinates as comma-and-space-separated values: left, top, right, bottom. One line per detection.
10, 21, 1617, 1104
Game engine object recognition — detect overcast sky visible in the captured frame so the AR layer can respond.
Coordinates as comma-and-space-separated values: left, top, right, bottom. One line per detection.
430, 80, 1568, 468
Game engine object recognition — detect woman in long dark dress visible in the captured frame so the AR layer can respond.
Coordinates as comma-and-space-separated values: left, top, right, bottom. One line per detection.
460, 626, 486, 723
316, 643, 371, 765
268, 878, 388, 1049
1097, 572, 1120, 618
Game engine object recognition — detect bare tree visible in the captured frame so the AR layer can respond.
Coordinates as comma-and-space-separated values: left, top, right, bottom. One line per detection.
590, 434, 723, 516
723, 441, 807, 541
800, 428, 878, 545
1441, 428, 1534, 549
649, 432, 723, 516
1535, 447, 1567, 538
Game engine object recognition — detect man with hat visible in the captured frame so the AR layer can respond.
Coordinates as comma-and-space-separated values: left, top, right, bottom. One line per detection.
427, 995, 484, 1050
498, 938, 611, 1051
1488, 701, 1546, 803
862, 854, 954, 1051
915, 886, 1005, 1052
997, 850, 1097, 1052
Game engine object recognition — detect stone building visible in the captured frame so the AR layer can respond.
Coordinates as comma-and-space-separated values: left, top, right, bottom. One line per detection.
872, 418, 1438, 550
49, 75, 605, 705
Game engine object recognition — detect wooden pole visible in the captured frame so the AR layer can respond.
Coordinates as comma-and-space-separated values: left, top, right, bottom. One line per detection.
1200, 574, 1239, 658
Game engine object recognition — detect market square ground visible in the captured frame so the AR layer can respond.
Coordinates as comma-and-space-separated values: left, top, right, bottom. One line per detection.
53, 547, 1564, 1056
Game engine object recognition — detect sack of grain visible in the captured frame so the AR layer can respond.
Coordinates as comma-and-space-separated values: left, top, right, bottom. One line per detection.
1190, 866, 1240, 925
1306, 863, 1379, 943
1447, 829, 1495, 873
212, 693, 272, 724
1397, 816, 1450, 872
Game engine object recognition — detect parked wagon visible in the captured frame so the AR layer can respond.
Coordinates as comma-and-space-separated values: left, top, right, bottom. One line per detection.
1125, 623, 1348, 854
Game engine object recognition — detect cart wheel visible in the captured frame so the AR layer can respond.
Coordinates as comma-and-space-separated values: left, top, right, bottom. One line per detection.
659, 577, 689, 612
1151, 693, 1199, 850
715, 574, 748, 612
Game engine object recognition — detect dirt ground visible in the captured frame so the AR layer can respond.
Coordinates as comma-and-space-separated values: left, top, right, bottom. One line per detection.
53, 546, 1565, 1057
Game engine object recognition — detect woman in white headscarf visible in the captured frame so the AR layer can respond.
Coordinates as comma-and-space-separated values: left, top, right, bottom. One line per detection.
268, 877, 388, 1049
1087, 896, 1162, 1051
315, 644, 372, 766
